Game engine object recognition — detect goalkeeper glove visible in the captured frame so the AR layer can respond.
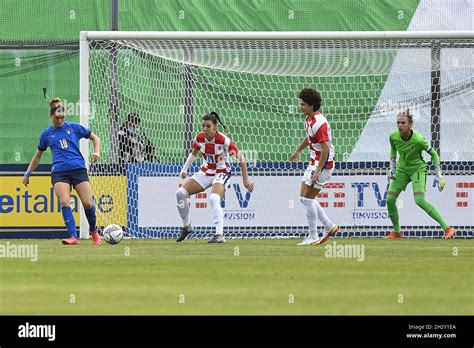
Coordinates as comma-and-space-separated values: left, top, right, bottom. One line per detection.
387, 168, 396, 181
432, 165, 445, 192
387, 159, 396, 181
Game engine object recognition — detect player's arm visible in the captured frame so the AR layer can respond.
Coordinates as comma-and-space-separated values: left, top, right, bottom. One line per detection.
233, 150, 254, 192
21, 149, 43, 187
290, 137, 309, 162
89, 132, 101, 163
388, 136, 397, 180
179, 148, 200, 179
426, 146, 444, 191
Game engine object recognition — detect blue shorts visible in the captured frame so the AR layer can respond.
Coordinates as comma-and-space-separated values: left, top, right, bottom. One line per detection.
51, 168, 89, 187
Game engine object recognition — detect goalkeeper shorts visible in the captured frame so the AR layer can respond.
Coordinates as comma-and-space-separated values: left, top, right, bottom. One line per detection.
388, 168, 427, 194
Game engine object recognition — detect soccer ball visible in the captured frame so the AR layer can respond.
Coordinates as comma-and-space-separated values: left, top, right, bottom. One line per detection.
102, 224, 124, 245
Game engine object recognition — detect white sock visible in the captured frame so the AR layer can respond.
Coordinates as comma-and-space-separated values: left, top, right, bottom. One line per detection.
210, 193, 224, 236
176, 187, 190, 227
300, 197, 318, 239
314, 200, 335, 232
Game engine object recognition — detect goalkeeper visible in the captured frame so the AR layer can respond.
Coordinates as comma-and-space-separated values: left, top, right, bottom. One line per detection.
385, 108, 455, 239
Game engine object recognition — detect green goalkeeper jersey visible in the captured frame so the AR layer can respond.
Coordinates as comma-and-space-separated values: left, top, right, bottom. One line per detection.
389, 129, 431, 172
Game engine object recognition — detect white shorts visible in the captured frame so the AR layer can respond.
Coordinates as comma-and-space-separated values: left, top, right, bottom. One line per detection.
189, 171, 232, 190
302, 163, 334, 190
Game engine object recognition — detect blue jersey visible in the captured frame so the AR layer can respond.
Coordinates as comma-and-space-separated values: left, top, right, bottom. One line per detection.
38, 122, 91, 173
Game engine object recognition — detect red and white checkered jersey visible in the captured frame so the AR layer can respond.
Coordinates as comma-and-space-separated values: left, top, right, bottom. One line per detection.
192, 131, 238, 176
305, 111, 335, 168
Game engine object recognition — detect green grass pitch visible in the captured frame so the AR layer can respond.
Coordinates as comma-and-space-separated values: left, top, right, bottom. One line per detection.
1, 238, 472, 315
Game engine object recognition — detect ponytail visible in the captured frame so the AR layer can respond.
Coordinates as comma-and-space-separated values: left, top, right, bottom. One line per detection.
203, 111, 228, 131
210, 111, 228, 131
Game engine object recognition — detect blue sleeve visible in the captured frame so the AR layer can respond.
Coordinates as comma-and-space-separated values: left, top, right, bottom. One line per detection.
74, 123, 92, 139
38, 132, 48, 151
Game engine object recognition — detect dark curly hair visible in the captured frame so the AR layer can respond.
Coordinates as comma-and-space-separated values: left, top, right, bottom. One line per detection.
298, 88, 322, 112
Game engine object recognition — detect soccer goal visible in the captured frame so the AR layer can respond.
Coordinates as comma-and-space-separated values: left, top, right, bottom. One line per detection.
79, 31, 474, 239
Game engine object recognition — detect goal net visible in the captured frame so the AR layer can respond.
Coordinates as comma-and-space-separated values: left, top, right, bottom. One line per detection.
80, 31, 474, 239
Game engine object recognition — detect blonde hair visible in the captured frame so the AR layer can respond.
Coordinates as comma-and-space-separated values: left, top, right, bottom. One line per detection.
48, 97, 64, 116
398, 107, 413, 124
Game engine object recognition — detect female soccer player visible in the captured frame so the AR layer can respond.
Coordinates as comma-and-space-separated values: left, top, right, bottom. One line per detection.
290, 88, 339, 246
21, 97, 102, 245
385, 108, 455, 239
175, 112, 254, 243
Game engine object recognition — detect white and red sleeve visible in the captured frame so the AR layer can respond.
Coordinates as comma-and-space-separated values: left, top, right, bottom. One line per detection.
314, 122, 330, 143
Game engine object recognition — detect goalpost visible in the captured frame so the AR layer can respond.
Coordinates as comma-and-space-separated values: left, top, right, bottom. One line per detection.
79, 31, 474, 239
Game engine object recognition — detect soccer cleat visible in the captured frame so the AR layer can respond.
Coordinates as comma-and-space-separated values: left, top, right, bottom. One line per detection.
208, 234, 226, 243
61, 236, 80, 245
314, 225, 340, 245
90, 230, 102, 245
384, 231, 403, 239
444, 227, 455, 240
297, 236, 320, 246
176, 225, 193, 242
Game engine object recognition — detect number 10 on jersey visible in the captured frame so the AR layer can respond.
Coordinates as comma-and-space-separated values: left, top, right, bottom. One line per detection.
59, 139, 68, 149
